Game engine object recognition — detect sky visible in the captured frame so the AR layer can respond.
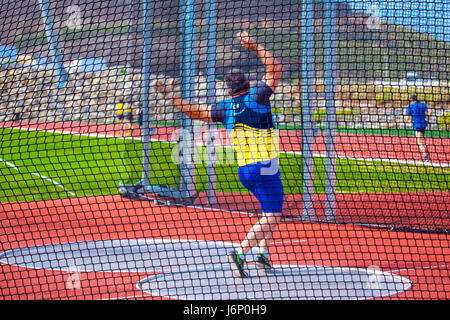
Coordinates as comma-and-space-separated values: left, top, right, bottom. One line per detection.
341, 0, 450, 42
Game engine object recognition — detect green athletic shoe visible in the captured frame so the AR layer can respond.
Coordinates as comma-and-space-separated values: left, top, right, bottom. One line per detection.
227, 250, 248, 278
255, 254, 273, 270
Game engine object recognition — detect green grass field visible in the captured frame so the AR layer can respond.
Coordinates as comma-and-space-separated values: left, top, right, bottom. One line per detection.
0, 128, 448, 202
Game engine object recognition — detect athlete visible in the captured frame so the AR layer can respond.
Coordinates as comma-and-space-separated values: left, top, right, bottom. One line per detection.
153, 31, 283, 278
405, 94, 431, 162
116, 101, 135, 136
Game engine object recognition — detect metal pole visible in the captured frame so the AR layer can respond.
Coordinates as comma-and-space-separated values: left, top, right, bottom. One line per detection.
324, 0, 337, 221
37, 0, 68, 88
205, 0, 217, 205
179, 0, 196, 200
141, 0, 152, 187
301, 0, 315, 219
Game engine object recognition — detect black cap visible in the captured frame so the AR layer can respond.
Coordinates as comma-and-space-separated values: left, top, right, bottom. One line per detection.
224, 68, 250, 95
410, 94, 418, 101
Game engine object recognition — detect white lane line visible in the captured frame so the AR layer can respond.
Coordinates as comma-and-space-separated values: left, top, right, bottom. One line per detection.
102, 294, 151, 300
389, 264, 450, 274
271, 239, 308, 245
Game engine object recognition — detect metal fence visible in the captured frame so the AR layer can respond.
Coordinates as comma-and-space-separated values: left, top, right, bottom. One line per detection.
0, 0, 449, 301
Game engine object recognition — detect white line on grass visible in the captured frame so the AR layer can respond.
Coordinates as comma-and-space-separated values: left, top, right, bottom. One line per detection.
0, 158, 76, 196
3, 124, 449, 168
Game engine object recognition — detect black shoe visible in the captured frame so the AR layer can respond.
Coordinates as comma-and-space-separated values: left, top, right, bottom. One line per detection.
255, 254, 273, 270
227, 250, 248, 278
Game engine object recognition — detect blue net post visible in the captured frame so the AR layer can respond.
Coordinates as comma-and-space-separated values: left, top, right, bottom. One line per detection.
141, 0, 152, 188
205, 0, 217, 205
178, 0, 197, 201
323, 0, 337, 221
37, 0, 68, 88
301, 0, 316, 219
139, 0, 184, 200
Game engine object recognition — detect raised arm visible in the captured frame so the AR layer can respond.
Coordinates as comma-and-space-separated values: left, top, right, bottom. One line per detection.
404, 105, 411, 123
427, 106, 432, 124
152, 79, 214, 123
237, 31, 283, 91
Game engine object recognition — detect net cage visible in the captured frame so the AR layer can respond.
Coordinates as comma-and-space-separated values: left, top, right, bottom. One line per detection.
0, 0, 449, 301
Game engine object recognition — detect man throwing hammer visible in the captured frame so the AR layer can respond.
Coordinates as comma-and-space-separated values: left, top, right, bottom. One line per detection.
153, 31, 283, 278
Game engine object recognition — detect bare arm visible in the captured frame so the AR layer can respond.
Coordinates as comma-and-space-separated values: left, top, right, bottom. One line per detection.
404, 105, 412, 123
237, 31, 283, 91
152, 79, 214, 123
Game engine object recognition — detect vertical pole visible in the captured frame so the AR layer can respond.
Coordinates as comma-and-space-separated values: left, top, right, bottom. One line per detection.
179, 0, 196, 200
205, 0, 217, 205
141, 0, 152, 187
324, 0, 337, 221
38, 0, 68, 88
128, 0, 139, 70
301, 0, 315, 219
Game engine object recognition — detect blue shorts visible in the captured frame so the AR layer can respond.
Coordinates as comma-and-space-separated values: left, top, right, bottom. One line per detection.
238, 160, 284, 213
414, 126, 426, 134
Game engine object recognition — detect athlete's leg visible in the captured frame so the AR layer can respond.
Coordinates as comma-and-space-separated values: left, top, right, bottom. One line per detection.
415, 130, 429, 160
238, 166, 284, 255
228, 161, 283, 277
239, 211, 282, 255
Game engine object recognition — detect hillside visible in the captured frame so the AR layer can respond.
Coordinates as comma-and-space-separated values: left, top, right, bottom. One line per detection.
0, 0, 448, 81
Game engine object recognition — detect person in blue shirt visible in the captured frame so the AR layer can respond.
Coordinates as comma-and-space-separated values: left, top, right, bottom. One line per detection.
405, 94, 431, 162
153, 31, 283, 278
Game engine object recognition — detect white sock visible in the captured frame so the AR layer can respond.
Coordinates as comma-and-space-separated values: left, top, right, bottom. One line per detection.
236, 248, 245, 261
259, 248, 269, 258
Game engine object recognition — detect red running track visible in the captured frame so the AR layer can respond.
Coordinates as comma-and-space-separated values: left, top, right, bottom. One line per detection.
0, 120, 449, 299
0, 195, 449, 300
2, 120, 449, 164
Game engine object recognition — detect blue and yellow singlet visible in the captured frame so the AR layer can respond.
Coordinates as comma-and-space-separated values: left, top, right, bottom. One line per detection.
211, 81, 279, 167
211, 80, 283, 213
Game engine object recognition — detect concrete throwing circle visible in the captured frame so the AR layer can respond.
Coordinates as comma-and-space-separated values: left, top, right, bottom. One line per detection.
0, 239, 412, 299
0, 239, 242, 273
138, 264, 412, 300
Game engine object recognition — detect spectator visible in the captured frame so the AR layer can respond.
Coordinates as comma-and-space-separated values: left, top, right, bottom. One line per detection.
405, 94, 432, 162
